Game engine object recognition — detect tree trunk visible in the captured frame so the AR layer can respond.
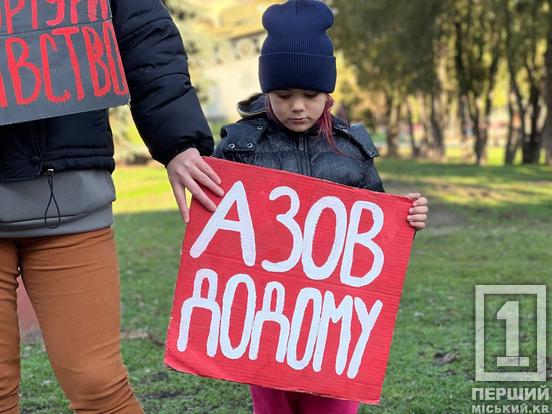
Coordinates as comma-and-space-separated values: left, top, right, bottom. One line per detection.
474, 97, 491, 166
543, 8, 552, 165
406, 101, 420, 159
463, 90, 485, 166
504, 1, 529, 166
417, 94, 431, 157
504, 87, 519, 165
454, 17, 496, 166
543, 114, 552, 164
472, 115, 484, 165
458, 95, 472, 161
422, 121, 431, 156
519, 0, 546, 164
522, 83, 542, 164
384, 95, 400, 158
475, 27, 500, 165
406, 103, 420, 159
429, 92, 445, 160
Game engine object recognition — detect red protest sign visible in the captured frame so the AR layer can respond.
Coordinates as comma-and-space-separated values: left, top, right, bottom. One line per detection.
165, 158, 415, 404
0, 0, 128, 125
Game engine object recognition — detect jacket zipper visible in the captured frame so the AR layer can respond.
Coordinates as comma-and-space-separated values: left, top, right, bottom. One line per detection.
298, 136, 311, 176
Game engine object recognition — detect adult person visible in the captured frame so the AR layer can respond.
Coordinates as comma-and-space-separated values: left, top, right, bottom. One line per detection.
0, 0, 222, 412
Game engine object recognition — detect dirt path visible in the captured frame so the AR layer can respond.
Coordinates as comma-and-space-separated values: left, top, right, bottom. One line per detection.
384, 182, 467, 229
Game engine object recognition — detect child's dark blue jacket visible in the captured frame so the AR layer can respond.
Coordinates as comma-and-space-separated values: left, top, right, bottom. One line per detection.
214, 94, 385, 193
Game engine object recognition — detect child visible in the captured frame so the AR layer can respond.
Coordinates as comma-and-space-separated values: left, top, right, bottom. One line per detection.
214, 1, 428, 413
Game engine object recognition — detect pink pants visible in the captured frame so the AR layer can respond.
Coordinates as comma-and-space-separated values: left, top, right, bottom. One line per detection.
250, 385, 360, 414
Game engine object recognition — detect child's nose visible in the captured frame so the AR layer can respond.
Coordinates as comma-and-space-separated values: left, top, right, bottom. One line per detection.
291, 98, 306, 112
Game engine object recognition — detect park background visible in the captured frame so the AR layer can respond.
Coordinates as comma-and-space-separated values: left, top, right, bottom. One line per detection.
18, 0, 551, 413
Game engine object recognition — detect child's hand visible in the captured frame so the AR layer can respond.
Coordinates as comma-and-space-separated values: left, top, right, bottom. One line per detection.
406, 193, 428, 231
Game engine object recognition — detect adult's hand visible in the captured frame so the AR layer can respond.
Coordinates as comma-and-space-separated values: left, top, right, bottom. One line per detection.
167, 148, 224, 223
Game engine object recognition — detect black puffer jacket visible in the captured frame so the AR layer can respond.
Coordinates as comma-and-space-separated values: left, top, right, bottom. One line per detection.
214, 94, 385, 193
0, 0, 213, 183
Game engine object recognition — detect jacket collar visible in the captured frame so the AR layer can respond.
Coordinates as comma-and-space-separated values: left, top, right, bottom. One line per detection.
237, 93, 267, 118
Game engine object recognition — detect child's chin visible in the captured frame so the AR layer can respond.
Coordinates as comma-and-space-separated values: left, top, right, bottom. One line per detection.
285, 123, 313, 133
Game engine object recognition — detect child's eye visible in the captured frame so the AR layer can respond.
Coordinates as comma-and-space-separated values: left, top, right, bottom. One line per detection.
305, 92, 321, 99
277, 94, 291, 99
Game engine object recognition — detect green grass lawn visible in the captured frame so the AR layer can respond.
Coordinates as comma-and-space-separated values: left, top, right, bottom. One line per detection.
20, 157, 551, 414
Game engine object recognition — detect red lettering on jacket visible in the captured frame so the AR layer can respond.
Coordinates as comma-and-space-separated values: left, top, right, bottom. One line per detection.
52, 26, 85, 101
70, 0, 81, 24
82, 25, 111, 97
40, 33, 71, 103
5, 0, 25, 34
30, 0, 38, 29
6, 37, 42, 105
103, 21, 128, 96
0, 73, 8, 108
46, 0, 65, 27
88, 0, 108, 22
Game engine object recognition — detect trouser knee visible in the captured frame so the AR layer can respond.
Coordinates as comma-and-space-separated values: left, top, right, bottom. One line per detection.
0, 381, 19, 414
58, 364, 141, 414
0, 360, 19, 414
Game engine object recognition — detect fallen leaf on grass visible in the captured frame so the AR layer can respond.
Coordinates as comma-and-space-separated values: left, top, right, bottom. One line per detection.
121, 330, 165, 347
434, 351, 459, 365
121, 330, 149, 340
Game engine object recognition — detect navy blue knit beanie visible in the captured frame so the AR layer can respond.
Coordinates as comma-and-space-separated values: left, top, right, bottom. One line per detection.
259, 0, 337, 93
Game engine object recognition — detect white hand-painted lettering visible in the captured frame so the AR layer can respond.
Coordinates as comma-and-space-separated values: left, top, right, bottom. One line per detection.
340, 201, 384, 287
302, 196, 347, 281
190, 181, 256, 266
178, 270, 383, 378
177, 269, 220, 357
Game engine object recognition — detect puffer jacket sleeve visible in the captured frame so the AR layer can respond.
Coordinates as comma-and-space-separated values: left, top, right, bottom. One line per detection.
361, 158, 385, 193
111, 0, 213, 166
347, 124, 385, 193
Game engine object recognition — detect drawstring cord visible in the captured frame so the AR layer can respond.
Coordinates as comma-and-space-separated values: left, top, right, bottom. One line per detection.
44, 168, 61, 229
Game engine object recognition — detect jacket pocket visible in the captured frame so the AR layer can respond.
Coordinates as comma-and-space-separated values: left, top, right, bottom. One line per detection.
221, 141, 256, 163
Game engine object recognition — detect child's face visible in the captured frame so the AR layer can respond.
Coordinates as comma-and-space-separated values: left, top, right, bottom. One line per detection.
268, 89, 327, 133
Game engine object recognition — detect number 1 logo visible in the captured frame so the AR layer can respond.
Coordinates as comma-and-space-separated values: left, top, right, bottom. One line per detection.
475, 285, 547, 382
